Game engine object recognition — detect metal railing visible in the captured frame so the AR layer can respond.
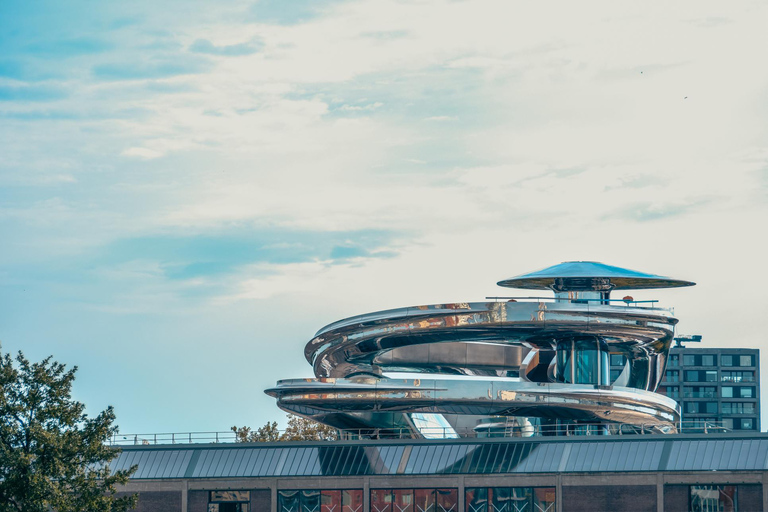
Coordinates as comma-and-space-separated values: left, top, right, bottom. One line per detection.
109, 421, 732, 446
485, 296, 663, 309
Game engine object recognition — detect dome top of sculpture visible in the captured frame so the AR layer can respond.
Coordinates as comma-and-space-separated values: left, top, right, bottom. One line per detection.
497, 261, 695, 291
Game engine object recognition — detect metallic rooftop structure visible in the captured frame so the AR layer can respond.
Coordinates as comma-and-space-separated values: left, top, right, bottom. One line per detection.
496, 261, 696, 291
266, 262, 695, 438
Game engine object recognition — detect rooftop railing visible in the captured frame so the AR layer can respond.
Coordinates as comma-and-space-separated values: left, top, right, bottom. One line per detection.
109, 421, 732, 446
485, 296, 666, 310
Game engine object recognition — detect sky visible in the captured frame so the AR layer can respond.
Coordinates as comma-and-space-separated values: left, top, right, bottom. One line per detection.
1, 0, 767, 434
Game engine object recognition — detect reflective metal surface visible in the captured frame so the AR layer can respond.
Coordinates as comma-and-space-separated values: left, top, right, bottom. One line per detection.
266, 262, 693, 437
497, 261, 696, 290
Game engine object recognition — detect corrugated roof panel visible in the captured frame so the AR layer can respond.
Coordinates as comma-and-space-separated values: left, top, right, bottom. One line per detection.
120, 435, 768, 479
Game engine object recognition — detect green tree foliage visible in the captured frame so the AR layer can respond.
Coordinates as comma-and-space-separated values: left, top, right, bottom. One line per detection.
0, 351, 137, 512
232, 414, 338, 442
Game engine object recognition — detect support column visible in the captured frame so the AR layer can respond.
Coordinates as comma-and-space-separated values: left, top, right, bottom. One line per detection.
555, 474, 562, 512
364, 478, 370, 512
457, 476, 465, 512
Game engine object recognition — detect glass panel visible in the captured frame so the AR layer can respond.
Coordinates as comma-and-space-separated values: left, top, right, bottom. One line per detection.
393, 489, 414, 512
532, 488, 556, 512
705, 371, 717, 382
436, 489, 458, 512
414, 489, 435, 512
740, 355, 753, 367
322, 491, 342, 512
302, 490, 321, 512
741, 387, 754, 398
279, 491, 301, 512
343, 490, 363, 512
491, 488, 510, 512
702, 355, 715, 366
371, 490, 392, 512
722, 355, 734, 367
509, 488, 532, 512
683, 355, 696, 366
690, 485, 737, 512
465, 488, 488, 512
610, 354, 625, 366
722, 387, 734, 398
741, 418, 755, 430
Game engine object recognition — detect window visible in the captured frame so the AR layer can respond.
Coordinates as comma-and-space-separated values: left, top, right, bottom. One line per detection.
740, 355, 754, 367
683, 386, 716, 398
610, 354, 625, 367
722, 371, 755, 383
466, 488, 555, 512
722, 402, 756, 414
690, 485, 737, 512
722, 387, 734, 398
702, 355, 715, 366
683, 355, 696, 366
663, 386, 680, 399
685, 402, 718, 414
283, 491, 362, 512
665, 370, 679, 383
669, 354, 679, 367
722, 355, 734, 367
741, 387, 754, 398
741, 418, 755, 430
211, 491, 250, 512
372, 489, 456, 512
705, 371, 717, 382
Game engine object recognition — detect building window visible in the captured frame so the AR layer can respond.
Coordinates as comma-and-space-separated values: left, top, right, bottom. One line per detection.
722, 355, 734, 367
722, 387, 734, 398
741, 418, 755, 430
210, 491, 250, 512
739, 355, 754, 367
609, 354, 625, 366
466, 488, 555, 512
663, 386, 680, 399
722, 371, 755, 383
722, 402, 756, 415
282, 491, 363, 512
666, 370, 679, 382
740, 387, 754, 398
685, 402, 718, 414
683, 355, 696, 366
684, 386, 717, 398
669, 354, 679, 367
702, 355, 715, 366
690, 485, 737, 512
372, 489, 456, 512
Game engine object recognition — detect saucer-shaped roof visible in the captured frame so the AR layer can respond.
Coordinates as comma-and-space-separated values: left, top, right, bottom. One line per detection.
497, 261, 695, 290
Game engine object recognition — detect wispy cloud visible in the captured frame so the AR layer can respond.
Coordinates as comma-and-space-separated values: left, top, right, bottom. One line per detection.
189, 38, 264, 56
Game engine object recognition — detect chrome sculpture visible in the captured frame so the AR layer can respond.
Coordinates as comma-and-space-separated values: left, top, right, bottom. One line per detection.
266, 262, 694, 437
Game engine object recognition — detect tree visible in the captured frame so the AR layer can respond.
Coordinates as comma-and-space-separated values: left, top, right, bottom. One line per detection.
232, 414, 338, 442
0, 350, 137, 512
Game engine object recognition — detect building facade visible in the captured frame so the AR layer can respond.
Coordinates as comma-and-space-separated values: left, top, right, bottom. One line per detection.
114, 434, 768, 512
610, 347, 761, 431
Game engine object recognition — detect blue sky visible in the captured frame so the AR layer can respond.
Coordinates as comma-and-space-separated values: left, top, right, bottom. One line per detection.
1, 0, 768, 433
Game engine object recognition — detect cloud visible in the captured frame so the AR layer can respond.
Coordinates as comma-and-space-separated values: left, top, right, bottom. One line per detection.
248, 0, 347, 25
189, 38, 264, 56
92, 57, 209, 80
605, 199, 713, 222
121, 147, 164, 159
0, 85, 67, 102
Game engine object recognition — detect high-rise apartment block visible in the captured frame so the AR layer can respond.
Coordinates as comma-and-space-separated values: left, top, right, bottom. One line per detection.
611, 345, 760, 431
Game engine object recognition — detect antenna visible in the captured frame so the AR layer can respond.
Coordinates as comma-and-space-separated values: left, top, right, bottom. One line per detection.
673, 334, 702, 348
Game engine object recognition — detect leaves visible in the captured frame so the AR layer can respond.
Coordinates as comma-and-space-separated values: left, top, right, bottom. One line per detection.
231, 415, 338, 442
0, 351, 137, 512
